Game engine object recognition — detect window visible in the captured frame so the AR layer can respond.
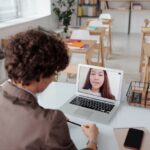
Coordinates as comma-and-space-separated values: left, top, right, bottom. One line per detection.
0, 0, 51, 23
0, 0, 20, 22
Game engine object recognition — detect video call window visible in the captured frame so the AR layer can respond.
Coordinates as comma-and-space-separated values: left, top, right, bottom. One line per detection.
78, 66, 122, 101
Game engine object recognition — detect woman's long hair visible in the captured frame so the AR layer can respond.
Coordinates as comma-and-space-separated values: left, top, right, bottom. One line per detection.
83, 68, 115, 100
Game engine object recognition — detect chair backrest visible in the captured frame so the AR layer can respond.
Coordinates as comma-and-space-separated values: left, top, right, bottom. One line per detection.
0, 39, 8, 59
99, 13, 111, 20
143, 19, 150, 42
86, 47, 104, 67
1, 38, 9, 50
70, 29, 91, 40
144, 19, 150, 27
143, 42, 150, 57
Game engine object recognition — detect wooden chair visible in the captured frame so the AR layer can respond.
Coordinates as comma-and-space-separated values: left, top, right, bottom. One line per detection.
88, 28, 105, 66
142, 42, 150, 82
99, 14, 112, 57
0, 38, 9, 59
86, 15, 112, 58
58, 48, 77, 81
62, 63, 78, 80
1, 38, 9, 50
139, 19, 150, 72
144, 19, 150, 27
70, 29, 104, 66
86, 47, 103, 66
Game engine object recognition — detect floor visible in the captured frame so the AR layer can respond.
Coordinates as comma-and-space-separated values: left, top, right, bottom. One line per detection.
106, 33, 141, 98
0, 33, 142, 96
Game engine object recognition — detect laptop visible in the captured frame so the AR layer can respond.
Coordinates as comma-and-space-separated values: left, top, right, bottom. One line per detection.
60, 64, 124, 123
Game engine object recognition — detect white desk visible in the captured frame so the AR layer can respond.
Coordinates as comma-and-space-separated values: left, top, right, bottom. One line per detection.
37, 82, 150, 150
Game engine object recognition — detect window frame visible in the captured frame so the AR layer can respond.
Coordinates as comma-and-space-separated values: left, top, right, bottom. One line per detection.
0, 0, 51, 29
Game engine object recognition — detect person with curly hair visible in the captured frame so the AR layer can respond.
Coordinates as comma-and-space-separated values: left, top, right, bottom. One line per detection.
0, 29, 99, 150
83, 68, 115, 100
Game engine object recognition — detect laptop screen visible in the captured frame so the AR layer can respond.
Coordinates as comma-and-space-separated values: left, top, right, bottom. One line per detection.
78, 65, 123, 101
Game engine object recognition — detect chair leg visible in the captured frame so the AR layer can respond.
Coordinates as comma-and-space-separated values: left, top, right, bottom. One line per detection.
139, 32, 144, 72
143, 57, 150, 83
109, 27, 112, 55
0, 49, 5, 59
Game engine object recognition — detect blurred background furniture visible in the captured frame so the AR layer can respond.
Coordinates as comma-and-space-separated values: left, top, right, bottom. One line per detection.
85, 13, 112, 58
77, 0, 101, 26
142, 42, 150, 83
0, 38, 9, 83
139, 19, 150, 73
70, 29, 105, 66
60, 29, 101, 81
99, 13, 112, 56
0, 38, 8, 59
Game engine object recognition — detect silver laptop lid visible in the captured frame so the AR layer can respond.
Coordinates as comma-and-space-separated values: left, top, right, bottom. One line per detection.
76, 64, 124, 102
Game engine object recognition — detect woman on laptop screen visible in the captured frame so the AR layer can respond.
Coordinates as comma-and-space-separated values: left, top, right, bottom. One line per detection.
82, 68, 115, 100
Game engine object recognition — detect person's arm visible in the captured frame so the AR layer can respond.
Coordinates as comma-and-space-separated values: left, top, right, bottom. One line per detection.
48, 110, 98, 150
81, 124, 99, 150
86, 140, 97, 150
47, 110, 77, 150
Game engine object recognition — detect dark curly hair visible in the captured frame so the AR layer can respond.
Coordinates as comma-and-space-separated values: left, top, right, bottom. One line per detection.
5, 29, 69, 85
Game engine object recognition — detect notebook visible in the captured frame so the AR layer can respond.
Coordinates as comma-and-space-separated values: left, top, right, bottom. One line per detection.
67, 41, 85, 48
114, 127, 150, 150
60, 64, 124, 123
66, 40, 89, 50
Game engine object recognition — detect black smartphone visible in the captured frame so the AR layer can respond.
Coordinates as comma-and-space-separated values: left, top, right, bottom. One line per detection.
124, 128, 144, 150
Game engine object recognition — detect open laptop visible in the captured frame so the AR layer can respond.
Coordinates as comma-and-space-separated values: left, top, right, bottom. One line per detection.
60, 64, 124, 123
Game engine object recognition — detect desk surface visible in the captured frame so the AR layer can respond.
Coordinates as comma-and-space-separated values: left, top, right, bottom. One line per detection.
37, 82, 150, 150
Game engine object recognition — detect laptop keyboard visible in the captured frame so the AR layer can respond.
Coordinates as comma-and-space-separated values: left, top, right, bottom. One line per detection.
70, 96, 114, 113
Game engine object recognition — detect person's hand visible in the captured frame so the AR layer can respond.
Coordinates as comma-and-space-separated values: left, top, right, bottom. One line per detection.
81, 123, 99, 142
65, 117, 69, 121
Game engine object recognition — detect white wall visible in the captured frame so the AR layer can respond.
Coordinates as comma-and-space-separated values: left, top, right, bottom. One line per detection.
102, 10, 129, 33
0, 15, 58, 39
130, 11, 150, 33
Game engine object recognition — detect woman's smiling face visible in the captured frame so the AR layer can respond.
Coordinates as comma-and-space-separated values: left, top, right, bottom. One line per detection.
89, 69, 105, 92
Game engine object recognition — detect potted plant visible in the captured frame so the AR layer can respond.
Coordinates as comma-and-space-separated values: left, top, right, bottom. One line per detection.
52, 0, 75, 33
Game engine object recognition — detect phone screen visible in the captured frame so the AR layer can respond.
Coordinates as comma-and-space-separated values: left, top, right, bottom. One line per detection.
124, 128, 144, 149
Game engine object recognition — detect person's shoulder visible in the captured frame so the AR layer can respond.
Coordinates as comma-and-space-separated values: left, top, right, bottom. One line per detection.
39, 107, 66, 122
42, 109, 67, 128
49, 109, 65, 121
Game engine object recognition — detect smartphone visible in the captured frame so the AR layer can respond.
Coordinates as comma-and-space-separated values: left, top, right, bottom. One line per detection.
124, 128, 144, 150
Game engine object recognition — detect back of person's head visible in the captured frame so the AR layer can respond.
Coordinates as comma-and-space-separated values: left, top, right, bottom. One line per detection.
5, 29, 69, 85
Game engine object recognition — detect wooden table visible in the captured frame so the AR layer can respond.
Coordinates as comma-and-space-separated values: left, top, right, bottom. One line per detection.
66, 40, 98, 65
